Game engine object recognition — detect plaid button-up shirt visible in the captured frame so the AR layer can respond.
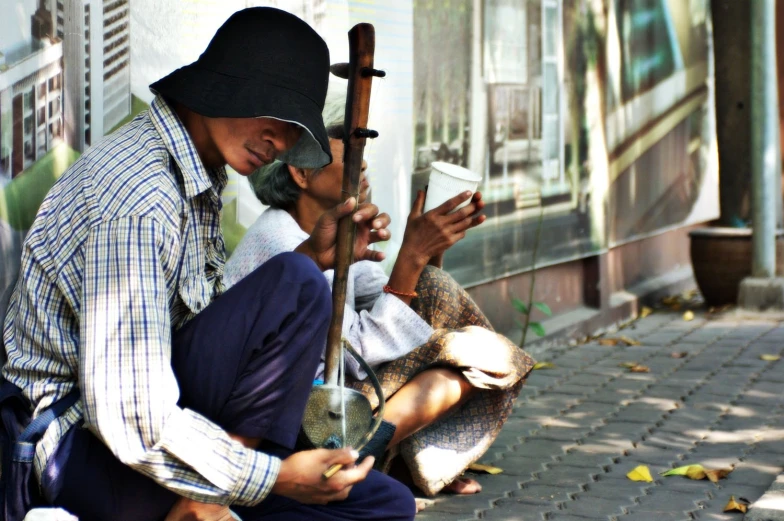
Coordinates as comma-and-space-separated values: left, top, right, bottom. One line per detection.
2, 96, 279, 505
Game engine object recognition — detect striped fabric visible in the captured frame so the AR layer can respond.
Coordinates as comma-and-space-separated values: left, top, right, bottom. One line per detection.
2, 96, 279, 506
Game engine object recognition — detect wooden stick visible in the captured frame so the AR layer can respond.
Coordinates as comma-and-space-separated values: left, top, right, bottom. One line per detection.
323, 23, 378, 386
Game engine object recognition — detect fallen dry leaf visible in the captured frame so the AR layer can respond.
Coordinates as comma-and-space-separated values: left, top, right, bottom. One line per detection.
640, 306, 653, 318
723, 496, 748, 513
681, 289, 698, 300
629, 364, 650, 373
683, 310, 695, 321
533, 362, 556, 370
760, 354, 781, 361
467, 463, 503, 475
660, 464, 733, 482
600, 337, 640, 347
708, 304, 732, 314
619, 362, 637, 368
627, 465, 654, 482
661, 464, 707, 480
670, 351, 688, 359
705, 467, 734, 483
619, 335, 642, 346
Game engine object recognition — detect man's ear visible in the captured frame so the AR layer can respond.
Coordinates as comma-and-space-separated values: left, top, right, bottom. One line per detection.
288, 164, 308, 189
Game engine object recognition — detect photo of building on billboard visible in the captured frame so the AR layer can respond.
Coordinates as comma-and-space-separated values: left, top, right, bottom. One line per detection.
604, 0, 717, 245
412, 0, 604, 287
1, 0, 718, 301
1, 0, 135, 295
410, 0, 717, 286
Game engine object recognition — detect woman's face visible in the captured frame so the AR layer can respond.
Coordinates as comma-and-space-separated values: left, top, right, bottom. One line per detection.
299, 138, 370, 208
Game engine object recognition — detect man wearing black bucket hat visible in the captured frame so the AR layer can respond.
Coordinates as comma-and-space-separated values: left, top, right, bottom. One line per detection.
1, 7, 415, 521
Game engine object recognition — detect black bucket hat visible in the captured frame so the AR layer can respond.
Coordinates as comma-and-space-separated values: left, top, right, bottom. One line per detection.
150, 7, 332, 169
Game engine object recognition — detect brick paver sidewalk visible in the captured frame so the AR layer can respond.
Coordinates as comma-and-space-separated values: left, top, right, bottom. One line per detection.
416, 310, 784, 520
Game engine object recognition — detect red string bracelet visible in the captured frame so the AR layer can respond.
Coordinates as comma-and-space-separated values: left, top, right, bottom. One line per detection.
383, 285, 418, 298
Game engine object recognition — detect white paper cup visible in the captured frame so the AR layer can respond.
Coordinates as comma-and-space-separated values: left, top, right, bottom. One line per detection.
423, 161, 483, 214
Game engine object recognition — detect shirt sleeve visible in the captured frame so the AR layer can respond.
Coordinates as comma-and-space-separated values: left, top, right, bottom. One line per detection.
334, 263, 434, 380
79, 215, 278, 506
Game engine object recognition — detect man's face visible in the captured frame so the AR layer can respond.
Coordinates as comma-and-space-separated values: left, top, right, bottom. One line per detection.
204, 116, 303, 175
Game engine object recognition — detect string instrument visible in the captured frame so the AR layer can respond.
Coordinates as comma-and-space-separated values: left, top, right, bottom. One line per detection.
300, 22, 386, 480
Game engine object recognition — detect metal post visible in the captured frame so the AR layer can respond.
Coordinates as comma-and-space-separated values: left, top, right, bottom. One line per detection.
751, 0, 780, 277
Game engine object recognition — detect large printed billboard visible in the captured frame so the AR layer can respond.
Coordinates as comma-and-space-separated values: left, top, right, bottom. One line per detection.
0, 0, 717, 303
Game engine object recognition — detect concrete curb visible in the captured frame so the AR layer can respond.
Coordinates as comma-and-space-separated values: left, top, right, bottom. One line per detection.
745, 474, 784, 521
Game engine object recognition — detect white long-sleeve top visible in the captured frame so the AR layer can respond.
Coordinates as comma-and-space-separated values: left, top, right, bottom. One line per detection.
224, 208, 434, 380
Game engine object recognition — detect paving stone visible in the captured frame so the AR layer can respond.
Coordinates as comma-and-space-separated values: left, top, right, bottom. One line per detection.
533, 465, 600, 488
580, 476, 652, 502
584, 389, 638, 404
560, 492, 629, 518
602, 378, 654, 394
722, 461, 782, 487
658, 409, 720, 436
561, 373, 615, 387
552, 406, 619, 429
510, 482, 582, 503
536, 426, 589, 442
689, 441, 752, 461
624, 444, 684, 466
612, 402, 675, 423
493, 456, 553, 478
558, 450, 619, 469
546, 384, 596, 397
515, 438, 580, 457
588, 420, 653, 444
418, 493, 494, 515
641, 431, 699, 451
417, 314, 784, 520
414, 508, 476, 521
479, 498, 554, 521
638, 386, 693, 402
630, 488, 709, 514
703, 484, 767, 504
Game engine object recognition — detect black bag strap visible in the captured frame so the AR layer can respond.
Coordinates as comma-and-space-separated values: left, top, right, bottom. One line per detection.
17, 389, 80, 443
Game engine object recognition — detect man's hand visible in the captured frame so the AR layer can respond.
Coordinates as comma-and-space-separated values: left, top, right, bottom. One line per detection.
295, 197, 391, 271
271, 448, 375, 504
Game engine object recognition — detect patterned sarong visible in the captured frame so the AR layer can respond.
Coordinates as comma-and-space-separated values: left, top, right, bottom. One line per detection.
348, 266, 535, 496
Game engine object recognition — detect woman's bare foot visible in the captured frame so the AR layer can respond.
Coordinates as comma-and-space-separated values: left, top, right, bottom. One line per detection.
415, 498, 434, 512
443, 476, 482, 494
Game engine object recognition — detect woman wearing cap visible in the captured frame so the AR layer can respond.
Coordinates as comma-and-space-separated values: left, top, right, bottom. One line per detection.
224, 93, 535, 500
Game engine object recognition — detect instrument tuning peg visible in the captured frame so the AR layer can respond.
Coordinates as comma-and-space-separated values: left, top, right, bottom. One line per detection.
330, 63, 350, 79
354, 128, 379, 139
361, 67, 386, 78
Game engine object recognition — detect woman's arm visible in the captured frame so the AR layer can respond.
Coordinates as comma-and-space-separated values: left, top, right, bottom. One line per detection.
385, 190, 485, 306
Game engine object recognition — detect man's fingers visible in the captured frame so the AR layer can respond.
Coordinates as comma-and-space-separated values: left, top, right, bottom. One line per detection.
335, 454, 374, 486
323, 448, 360, 467
359, 248, 386, 262
353, 203, 380, 223
327, 197, 357, 222
367, 230, 391, 246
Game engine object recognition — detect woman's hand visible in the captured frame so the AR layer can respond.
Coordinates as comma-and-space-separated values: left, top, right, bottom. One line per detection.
383, 190, 485, 306
295, 197, 391, 271
399, 189, 486, 267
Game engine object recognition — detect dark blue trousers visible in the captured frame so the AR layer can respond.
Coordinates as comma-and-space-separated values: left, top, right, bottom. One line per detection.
45, 252, 415, 521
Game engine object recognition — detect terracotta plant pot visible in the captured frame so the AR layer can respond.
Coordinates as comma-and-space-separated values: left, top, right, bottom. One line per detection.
689, 227, 784, 306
